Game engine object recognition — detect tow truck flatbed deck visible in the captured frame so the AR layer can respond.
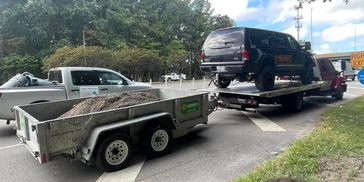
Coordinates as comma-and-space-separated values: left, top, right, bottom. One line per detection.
203, 80, 330, 98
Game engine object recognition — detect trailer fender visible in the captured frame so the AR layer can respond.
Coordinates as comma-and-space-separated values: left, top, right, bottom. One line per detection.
81, 112, 175, 162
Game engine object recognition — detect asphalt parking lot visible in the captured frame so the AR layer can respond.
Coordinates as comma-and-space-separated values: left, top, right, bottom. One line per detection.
0, 80, 363, 182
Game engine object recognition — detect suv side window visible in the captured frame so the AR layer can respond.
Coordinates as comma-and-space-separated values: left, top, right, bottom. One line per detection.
71, 71, 101, 86
250, 30, 276, 48
287, 35, 300, 49
276, 34, 290, 49
97, 71, 126, 85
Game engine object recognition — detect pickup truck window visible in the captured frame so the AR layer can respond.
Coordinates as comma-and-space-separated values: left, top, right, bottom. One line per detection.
48, 70, 63, 83
71, 71, 101, 86
97, 71, 126, 85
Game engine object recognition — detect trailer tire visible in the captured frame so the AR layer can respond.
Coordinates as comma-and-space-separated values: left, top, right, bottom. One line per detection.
255, 66, 275, 91
95, 134, 132, 172
281, 93, 303, 112
143, 124, 173, 158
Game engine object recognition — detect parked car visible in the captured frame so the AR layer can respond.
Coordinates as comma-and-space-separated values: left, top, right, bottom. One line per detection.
160, 73, 186, 81
0, 67, 151, 122
200, 27, 314, 91
331, 60, 356, 81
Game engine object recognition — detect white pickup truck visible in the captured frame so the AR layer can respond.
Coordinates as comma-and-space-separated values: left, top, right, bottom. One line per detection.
0, 67, 151, 122
160, 73, 187, 81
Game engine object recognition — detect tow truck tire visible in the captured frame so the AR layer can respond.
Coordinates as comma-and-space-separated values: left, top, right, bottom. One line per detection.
95, 134, 132, 172
334, 89, 344, 100
281, 93, 303, 112
143, 124, 173, 158
214, 76, 231, 88
255, 66, 275, 91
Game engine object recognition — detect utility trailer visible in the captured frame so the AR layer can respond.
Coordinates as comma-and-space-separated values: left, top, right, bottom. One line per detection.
204, 79, 346, 112
14, 88, 217, 172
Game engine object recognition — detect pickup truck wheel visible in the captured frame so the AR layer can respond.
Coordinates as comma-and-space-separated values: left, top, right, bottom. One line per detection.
95, 134, 132, 172
281, 93, 303, 112
213, 76, 231, 88
255, 66, 275, 91
143, 124, 173, 158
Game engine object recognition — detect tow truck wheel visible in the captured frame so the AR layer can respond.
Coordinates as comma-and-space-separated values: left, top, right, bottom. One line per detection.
143, 124, 173, 157
214, 76, 231, 88
281, 93, 303, 112
334, 89, 344, 100
255, 66, 275, 91
95, 134, 132, 172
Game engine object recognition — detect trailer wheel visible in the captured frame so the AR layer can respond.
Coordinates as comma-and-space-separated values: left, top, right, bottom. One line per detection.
95, 134, 132, 172
281, 93, 303, 112
143, 124, 173, 157
255, 66, 275, 91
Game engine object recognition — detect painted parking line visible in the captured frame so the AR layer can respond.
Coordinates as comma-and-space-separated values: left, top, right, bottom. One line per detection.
97, 156, 145, 182
348, 86, 364, 90
0, 143, 23, 150
345, 93, 360, 97
242, 111, 286, 132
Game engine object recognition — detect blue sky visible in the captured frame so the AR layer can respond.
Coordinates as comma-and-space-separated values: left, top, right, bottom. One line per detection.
209, 0, 364, 54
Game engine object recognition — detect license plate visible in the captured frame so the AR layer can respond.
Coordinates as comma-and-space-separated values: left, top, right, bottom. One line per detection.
216, 66, 226, 72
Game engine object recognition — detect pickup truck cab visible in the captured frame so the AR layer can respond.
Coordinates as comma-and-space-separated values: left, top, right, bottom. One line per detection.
0, 67, 151, 122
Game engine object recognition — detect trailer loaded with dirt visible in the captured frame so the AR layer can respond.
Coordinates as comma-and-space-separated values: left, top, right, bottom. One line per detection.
14, 88, 217, 172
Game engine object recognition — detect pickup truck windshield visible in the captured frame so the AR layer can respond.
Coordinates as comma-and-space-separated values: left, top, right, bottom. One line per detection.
203, 29, 244, 50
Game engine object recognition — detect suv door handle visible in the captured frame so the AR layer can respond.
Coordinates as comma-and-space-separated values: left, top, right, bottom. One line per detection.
101, 88, 109, 91
71, 89, 80, 92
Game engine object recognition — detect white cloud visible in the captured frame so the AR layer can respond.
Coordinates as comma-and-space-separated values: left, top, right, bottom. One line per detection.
209, 0, 248, 19
316, 43, 331, 54
322, 23, 364, 42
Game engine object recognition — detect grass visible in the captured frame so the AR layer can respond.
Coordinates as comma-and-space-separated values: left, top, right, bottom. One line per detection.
236, 96, 364, 182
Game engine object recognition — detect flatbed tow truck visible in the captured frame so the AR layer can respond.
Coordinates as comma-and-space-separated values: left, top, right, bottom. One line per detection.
203, 58, 347, 112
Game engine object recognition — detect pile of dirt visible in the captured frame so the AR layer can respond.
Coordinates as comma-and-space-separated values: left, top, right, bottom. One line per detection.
317, 156, 364, 182
59, 92, 160, 118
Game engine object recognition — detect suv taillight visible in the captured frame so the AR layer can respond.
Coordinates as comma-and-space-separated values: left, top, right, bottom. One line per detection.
200, 51, 204, 63
242, 49, 249, 61
241, 49, 249, 61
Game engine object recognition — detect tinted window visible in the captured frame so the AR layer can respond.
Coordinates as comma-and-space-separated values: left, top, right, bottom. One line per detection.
48, 70, 63, 83
276, 34, 290, 49
287, 35, 299, 49
97, 71, 125, 85
249, 30, 276, 48
71, 71, 100, 85
203, 29, 244, 49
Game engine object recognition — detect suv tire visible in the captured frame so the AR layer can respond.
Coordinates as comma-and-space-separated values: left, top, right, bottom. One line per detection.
301, 65, 313, 84
255, 66, 275, 91
214, 76, 231, 88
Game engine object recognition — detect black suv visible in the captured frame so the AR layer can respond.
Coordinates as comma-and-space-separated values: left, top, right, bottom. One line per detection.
200, 27, 314, 91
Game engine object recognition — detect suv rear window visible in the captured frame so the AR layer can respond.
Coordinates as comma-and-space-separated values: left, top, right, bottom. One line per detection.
203, 29, 244, 49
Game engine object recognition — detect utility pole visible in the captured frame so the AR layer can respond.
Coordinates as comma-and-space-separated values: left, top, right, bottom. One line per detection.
354, 24, 357, 51
310, 8, 313, 46
294, 3, 303, 41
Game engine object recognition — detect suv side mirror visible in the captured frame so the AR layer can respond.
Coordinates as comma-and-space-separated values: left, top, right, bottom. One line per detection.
304, 41, 311, 50
341, 61, 346, 71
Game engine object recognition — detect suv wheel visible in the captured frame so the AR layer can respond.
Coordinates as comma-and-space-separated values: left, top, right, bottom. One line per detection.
301, 66, 313, 84
214, 76, 231, 88
255, 66, 275, 91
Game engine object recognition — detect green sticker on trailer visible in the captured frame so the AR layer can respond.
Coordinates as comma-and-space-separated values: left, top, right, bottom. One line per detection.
181, 101, 199, 114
